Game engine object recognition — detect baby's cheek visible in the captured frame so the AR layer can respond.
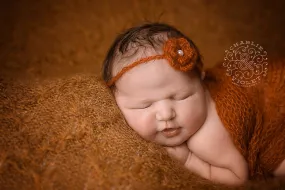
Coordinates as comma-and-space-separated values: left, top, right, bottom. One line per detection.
177, 101, 207, 131
125, 111, 155, 140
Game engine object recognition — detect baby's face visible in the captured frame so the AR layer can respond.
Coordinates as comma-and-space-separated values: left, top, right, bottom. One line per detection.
114, 59, 208, 146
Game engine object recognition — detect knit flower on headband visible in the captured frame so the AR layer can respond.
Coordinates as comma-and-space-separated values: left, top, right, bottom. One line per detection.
107, 37, 198, 87
163, 37, 197, 72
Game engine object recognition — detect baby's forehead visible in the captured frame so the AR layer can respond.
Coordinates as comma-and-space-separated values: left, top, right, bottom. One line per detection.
115, 57, 198, 94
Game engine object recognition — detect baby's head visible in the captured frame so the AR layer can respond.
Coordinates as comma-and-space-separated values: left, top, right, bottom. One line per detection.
102, 23, 209, 146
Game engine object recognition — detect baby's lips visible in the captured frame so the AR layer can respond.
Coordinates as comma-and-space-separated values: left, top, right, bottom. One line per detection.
162, 127, 181, 138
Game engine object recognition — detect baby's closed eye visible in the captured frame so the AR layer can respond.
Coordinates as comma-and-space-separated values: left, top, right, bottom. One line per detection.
173, 93, 193, 101
129, 104, 152, 110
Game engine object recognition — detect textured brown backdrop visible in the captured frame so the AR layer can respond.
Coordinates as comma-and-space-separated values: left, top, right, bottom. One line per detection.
0, 0, 284, 80
0, 1, 285, 189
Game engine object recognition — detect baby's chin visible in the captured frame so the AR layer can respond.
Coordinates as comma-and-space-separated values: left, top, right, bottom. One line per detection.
154, 135, 188, 147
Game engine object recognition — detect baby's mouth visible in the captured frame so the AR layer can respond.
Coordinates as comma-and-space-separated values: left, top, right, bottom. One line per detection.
162, 127, 181, 138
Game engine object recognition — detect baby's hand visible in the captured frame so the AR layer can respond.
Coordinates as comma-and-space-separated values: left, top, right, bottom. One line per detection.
165, 143, 189, 164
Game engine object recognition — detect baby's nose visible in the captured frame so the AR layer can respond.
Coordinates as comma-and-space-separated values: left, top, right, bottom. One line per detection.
156, 108, 176, 121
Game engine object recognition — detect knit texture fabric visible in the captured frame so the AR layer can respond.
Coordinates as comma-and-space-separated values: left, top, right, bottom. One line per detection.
204, 59, 285, 180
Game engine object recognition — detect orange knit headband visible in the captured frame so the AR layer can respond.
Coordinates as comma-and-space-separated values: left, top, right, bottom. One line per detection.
107, 37, 199, 87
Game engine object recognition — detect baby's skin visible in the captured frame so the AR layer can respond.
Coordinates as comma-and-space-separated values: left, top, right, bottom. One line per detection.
113, 49, 285, 185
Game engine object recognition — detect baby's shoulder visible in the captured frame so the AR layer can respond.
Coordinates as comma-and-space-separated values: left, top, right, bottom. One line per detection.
188, 103, 240, 166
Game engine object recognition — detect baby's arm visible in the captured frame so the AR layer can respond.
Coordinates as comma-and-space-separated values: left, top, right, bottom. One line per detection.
166, 144, 247, 186
185, 151, 246, 186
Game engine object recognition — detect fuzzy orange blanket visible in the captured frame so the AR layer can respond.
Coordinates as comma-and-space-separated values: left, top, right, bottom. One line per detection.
204, 59, 285, 180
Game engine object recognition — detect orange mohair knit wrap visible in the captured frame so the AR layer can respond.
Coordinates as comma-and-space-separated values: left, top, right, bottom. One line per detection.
204, 60, 285, 180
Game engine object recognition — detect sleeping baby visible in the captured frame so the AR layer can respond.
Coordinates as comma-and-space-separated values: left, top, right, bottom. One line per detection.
101, 22, 285, 186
